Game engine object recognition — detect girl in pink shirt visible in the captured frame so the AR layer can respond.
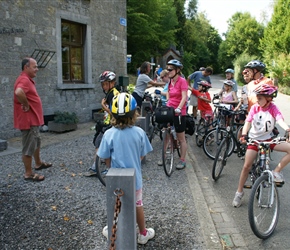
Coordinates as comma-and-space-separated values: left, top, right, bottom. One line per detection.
232, 84, 290, 208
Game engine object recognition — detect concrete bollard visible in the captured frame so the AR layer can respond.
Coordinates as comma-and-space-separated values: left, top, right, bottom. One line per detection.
106, 168, 136, 250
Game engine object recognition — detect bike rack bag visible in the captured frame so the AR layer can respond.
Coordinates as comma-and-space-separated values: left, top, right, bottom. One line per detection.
155, 106, 175, 123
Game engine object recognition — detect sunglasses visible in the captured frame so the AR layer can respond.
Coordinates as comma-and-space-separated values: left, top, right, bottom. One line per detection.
167, 68, 174, 72
242, 69, 250, 75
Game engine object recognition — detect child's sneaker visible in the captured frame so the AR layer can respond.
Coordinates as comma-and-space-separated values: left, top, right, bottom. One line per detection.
272, 171, 285, 183
157, 160, 163, 166
84, 168, 97, 177
232, 191, 244, 207
176, 160, 186, 170
137, 228, 155, 244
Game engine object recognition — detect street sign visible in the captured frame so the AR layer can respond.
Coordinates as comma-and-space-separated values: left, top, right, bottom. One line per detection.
120, 18, 127, 26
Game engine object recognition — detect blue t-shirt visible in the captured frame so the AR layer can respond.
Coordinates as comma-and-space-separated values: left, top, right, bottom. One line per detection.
161, 82, 169, 105
97, 126, 153, 190
188, 71, 211, 90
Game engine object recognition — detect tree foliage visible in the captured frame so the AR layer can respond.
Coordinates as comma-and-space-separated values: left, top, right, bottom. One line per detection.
218, 12, 264, 72
127, 0, 177, 72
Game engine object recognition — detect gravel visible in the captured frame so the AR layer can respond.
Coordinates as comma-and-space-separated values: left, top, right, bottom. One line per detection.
0, 129, 206, 250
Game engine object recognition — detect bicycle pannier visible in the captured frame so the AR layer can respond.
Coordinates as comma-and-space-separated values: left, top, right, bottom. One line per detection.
185, 115, 195, 135
155, 106, 175, 123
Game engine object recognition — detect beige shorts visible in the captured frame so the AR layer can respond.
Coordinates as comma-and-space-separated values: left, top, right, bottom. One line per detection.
189, 94, 198, 107
21, 126, 41, 156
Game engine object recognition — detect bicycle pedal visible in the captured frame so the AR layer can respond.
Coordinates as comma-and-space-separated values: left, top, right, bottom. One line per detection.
243, 184, 252, 189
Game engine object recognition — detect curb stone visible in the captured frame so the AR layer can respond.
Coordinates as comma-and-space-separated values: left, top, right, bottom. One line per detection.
186, 142, 249, 250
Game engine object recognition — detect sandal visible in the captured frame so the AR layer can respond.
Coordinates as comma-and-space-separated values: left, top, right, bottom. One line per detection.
35, 162, 53, 171
24, 173, 45, 182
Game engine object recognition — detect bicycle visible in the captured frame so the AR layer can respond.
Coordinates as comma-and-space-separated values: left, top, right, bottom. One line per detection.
247, 137, 286, 239
211, 108, 247, 181
161, 120, 181, 177
202, 103, 234, 160
142, 91, 163, 142
195, 96, 221, 147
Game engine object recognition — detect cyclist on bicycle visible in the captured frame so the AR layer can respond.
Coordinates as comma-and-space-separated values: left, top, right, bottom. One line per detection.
189, 80, 213, 124
166, 59, 188, 170
232, 84, 290, 207
242, 60, 274, 111
84, 71, 119, 176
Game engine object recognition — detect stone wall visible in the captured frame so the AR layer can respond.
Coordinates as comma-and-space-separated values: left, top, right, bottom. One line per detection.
0, 0, 127, 139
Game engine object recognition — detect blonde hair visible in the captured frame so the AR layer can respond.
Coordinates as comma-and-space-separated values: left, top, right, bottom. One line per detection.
110, 110, 139, 129
160, 69, 169, 78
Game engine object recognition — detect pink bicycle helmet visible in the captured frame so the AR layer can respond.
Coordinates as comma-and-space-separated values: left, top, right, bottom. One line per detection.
253, 84, 278, 98
198, 80, 212, 88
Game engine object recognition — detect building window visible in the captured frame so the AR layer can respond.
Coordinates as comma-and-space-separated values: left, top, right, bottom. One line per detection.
61, 20, 85, 83
56, 11, 92, 89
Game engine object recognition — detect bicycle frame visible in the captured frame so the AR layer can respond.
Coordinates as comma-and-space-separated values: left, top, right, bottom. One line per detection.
248, 138, 285, 188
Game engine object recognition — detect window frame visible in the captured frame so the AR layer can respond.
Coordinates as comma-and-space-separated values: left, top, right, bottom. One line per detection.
56, 11, 93, 89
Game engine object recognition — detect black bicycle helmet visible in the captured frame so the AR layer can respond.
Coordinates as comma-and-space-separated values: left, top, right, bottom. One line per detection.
99, 71, 116, 83
244, 60, 265, 72
167, 59, 183, 69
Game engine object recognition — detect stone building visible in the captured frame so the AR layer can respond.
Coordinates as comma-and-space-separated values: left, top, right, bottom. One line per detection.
0, 0, 127, 139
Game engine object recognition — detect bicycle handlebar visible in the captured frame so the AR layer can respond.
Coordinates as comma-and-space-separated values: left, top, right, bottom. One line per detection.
247, 137, 287, 146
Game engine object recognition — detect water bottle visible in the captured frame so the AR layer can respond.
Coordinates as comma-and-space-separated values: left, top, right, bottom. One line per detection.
171, 126, 177, 140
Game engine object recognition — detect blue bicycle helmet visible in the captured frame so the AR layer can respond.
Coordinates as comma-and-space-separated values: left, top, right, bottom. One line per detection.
167, 59, 183, 69
225, 68, 234, 74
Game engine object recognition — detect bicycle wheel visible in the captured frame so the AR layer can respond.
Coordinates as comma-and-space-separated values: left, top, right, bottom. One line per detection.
212, 138, 229, 181
195, 118, 206, 147
95, 155, 108, 186
203, 128, 234, 160
162, 129, 174, 177
248, 174, 280, 239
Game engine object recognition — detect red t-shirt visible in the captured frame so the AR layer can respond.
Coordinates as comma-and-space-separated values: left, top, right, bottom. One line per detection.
14, 72, 44, 130
191, 89, 212, 112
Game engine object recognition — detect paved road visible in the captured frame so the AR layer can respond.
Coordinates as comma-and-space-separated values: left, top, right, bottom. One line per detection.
2, 75, 290, 249
196, 75, 290, 249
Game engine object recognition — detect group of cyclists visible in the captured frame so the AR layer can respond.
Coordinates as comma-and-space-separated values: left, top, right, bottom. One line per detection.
88, 59, 290, 244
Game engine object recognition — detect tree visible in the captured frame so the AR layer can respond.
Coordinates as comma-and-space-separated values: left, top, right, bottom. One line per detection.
185, 0, 198, 20
260, 0, 290, 65
218, 12, 264, 72
127, 0, 177, 73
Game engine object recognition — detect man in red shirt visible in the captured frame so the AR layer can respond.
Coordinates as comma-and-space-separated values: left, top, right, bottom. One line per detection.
14, 58, 52, 181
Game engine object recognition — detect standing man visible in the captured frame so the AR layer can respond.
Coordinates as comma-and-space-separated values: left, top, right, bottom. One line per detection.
14, 58, 52, 182
242, 60, 274, 111
187, 67, 213, 119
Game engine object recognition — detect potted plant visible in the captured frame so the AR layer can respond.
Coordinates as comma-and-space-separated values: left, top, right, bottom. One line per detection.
48, 111, 79, 132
